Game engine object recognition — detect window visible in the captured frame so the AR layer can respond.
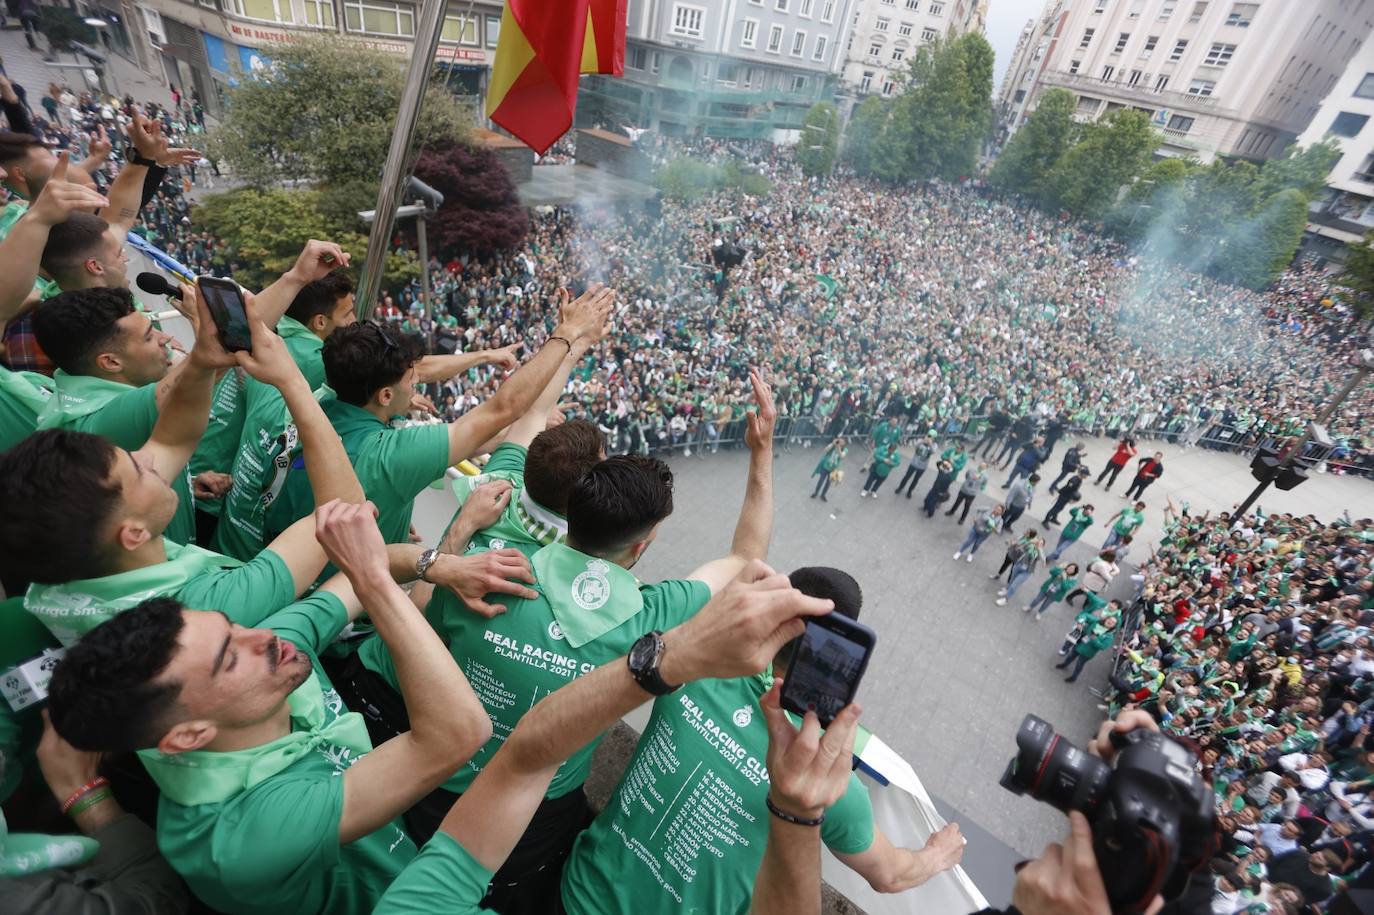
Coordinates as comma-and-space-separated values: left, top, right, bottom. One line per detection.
1127, 68, 1143, 86
906, 0, 918, 7
768, 24, 784, 52
1203, 42, 1235, 66
670, 4, 704, 38
1142, 35, 1157, 56
921, 26, 937, 40
860, 70, 874, 92
485, 8, 499, 42
792, 74, 809, 92
650, 50, 660, 73
800, 0, 813, 13
775, 0, 787, 9
1102, 64, 1115, 80
1166, 114, 1195, 132
1354, 153, 1374, 182
1159, 1, 1176, 19
344, 0, 415, 35
1076, 96, 1100, 116
231, 0, 294, 23
628, 46, 647, 69
875, 16, 889, 30
1331, 111, 1370, 137
881, 79, 895, 96
1187, 78, 1215, 96
440, 10, 479, 44
814, 34, 827, 59
1188, 1, 1207, 22
1080, 27, 1095, 48
303, 0, 334, 26
891, 46, 904, 61
1128, 0, 1143, 17
1154, 73, 1169, 90
1094, 0, 1108, 10
741, 18, 758, 47
1114, 32, 1129, 53
1169, 38, 1187, 60
791, 29, 805, 54
1069, 58, 1082, 74
1225, 2, 1257, 26
718, 62, 738, 84
929, 1, 943, 14
868, 42, 882, 58
898, 20, 912, 35
1355, 73, 1374, 98
821, 0, 835, 20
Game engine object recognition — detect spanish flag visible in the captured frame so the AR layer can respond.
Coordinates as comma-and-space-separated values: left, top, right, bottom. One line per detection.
485, 0, 626, 155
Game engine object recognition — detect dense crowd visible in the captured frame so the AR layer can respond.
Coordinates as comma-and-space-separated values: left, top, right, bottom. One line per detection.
3, 63, 1374, 913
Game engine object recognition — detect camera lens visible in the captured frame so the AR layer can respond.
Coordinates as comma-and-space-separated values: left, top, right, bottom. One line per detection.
1000, 714, 1112, 816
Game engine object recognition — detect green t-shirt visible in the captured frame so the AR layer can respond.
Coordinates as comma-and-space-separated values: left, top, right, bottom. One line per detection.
35, 370, 196, 546
1063, 508, 1095, 541
1113, 508, 1144, 536
147, 593, 418, 915
188, 370, 247, 516
0, 366, 52, 451
374, 832, 494, 915
213, 376, 299, 561
446, 443, 567, 560
266, 401, 451, 551
0, 200, 27, 240
278, 315, 327, 390
561, 673, 875, 914
24, 538, 295, 646
358, 542, 710, 797
0, 596, 61, 803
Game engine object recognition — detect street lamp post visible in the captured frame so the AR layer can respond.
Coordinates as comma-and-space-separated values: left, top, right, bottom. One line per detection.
1232, 350, 1373, 519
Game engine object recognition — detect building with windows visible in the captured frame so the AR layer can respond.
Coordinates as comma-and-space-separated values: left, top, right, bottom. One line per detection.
839, 0, 986, 101
1297, 37, 1374, 253
997, 0, 1374, 164
577, 0, 859, 141
87, 0, 501, 119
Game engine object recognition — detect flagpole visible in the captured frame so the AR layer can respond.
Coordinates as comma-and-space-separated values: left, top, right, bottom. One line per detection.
355, 0, 449, 319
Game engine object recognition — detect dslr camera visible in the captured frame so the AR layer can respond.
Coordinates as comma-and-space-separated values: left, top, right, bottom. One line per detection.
1000, 714, 1215, 914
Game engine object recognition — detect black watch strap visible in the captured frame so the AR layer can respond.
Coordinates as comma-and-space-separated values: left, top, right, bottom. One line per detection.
628, 631, 678, 696
124, 145, 157, 167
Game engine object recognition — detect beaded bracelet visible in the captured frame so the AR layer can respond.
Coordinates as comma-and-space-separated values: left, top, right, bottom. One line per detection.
765, 795, 825, 827
67, 787, 113, 818
61, 776, 110, 815
547, 335, 573, 352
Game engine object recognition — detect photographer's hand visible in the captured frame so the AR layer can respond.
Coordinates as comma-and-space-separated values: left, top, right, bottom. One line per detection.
1011, 812, 1162, 915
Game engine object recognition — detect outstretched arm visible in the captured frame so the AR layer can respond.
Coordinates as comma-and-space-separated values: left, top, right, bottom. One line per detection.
417, 341, 523, 384
252, 240, 351, 327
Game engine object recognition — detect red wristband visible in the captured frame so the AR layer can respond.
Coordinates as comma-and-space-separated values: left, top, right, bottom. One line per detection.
60, 776, 110, 815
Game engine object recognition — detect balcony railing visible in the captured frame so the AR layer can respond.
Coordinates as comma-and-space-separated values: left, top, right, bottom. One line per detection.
1039, 69, 1239, 118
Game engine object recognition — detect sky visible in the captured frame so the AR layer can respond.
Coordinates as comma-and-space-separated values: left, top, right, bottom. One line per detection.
986, 0, 1049, 91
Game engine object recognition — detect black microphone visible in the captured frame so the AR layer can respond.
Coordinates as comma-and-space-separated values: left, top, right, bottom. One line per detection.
136, 272, 183, 300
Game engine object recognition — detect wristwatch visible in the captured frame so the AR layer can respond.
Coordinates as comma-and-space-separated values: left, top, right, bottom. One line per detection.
628, 631, 679, 696
415, 548, 440, 583
123, 145, 157, 167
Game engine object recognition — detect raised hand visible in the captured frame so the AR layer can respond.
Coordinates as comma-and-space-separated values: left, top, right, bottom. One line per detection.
455, 480, 514, 534
745, 368, 777, 452
315, 500, 390, 586
28, 153, 108, 225
409, 390, 439, 416
231, 293, 307, 390
427, 548, 539, 617
287, 239, 350, 284
487, 341, 524, 371
760, 679, 859, 820
555, 284, 615, 348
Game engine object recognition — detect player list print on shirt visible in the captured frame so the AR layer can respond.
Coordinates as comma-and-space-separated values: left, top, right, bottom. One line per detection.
611, 692, 770, 900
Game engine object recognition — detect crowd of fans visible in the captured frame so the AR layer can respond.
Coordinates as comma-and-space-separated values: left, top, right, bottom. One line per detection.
2, 67, 1374, 913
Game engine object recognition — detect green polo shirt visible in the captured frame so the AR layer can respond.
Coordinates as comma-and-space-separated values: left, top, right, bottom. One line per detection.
23, 538, 295, 647
357, 542, 710, 797
1063, 508, 1095, 542
1113, 508, 1144, 536
278, 315, 326, 390
374, 832, 493, 914
265, 400, 451, 551
188, 370, 247, 516
35, 370, 196, 545
146, 592, 417, 915
213, 376, 301, 561
0, 366, 52, 451
560, 672, 875, 914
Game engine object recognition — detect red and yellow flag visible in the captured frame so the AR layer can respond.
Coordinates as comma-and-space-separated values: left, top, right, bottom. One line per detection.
485, 0, 626, 155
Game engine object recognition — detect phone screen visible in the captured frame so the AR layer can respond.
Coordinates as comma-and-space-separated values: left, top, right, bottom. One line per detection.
780, 616, 875, 727
198, 278, 252, 352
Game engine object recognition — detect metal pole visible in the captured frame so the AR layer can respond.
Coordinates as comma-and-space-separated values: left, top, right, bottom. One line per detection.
417, 212, 432, 320
355, 0, 447, 319
1232, 365, 1370, 519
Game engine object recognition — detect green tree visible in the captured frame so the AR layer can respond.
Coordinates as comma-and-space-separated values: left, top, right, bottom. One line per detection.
1044, 108, 1159, 219
1109, 155, 1197, 241
842, 96, 890, 178
1253, 140, 1342, 200
797, 102, 841, 178
1339, 233, 1374, 321
654, 157, 771, 202
989, 88, 1078, 204
1213, 188, 1308, 289
36, 6, 96, 54
194, 187, 417, 292
207, 36, 469, 187
877, 33, 995, 183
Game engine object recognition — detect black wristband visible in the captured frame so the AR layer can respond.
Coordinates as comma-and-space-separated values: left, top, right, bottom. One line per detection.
765, 795, 825, 827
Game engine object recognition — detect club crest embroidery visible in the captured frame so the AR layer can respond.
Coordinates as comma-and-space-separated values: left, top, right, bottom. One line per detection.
548, 620, 566, 641
732, 706, 753, 728
571, 558, 612, 610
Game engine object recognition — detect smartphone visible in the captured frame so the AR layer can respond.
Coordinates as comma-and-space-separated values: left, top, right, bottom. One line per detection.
197, 276, 252, 353
779, 613, 877, 727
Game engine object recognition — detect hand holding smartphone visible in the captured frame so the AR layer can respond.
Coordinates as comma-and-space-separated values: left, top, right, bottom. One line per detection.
196, 276, 253, 353
779, 613, 876, 727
